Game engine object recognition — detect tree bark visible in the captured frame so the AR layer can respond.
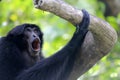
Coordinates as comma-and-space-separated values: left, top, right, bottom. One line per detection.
33, 0, 118, 79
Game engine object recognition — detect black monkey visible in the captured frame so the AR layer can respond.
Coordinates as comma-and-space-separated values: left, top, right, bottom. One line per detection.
0, 10, 90, 80
0, 24, 43, 80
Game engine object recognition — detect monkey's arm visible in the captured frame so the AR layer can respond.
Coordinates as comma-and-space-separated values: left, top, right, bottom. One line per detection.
16, 10, 90, 80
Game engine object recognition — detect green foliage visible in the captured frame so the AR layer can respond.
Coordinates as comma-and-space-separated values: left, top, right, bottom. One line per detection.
0, 0, 120, 80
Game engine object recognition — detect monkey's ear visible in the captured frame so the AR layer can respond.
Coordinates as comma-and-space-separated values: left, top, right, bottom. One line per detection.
7, 24, 26, 37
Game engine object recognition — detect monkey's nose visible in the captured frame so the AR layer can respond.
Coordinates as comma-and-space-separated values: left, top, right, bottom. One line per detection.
33, 34, 38, 38
33, 35, 36, 37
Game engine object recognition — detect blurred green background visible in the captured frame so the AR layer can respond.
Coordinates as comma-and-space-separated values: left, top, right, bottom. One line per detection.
0, 0, 120, 80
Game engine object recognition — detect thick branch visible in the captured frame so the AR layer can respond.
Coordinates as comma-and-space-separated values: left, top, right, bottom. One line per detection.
33, 0, 117, 79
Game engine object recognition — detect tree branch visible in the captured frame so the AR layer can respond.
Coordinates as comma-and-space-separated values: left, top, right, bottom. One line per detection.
33, 0, 118, 79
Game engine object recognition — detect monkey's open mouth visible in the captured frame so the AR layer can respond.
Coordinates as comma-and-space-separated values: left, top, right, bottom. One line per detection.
32, 38, 40, 51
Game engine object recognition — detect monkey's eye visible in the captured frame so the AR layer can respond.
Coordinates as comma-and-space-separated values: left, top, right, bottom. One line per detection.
26, 28, 31, 32
34, 29, 39, 33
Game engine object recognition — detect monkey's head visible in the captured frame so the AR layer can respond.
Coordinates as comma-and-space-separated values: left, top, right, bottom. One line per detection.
7, 23, 43, 57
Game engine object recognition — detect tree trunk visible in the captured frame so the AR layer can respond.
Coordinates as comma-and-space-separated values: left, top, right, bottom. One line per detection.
33, 0, 118, 79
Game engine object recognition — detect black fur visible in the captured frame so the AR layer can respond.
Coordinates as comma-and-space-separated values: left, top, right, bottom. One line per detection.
0, 10, 90, 80
0, 24, 43, 80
